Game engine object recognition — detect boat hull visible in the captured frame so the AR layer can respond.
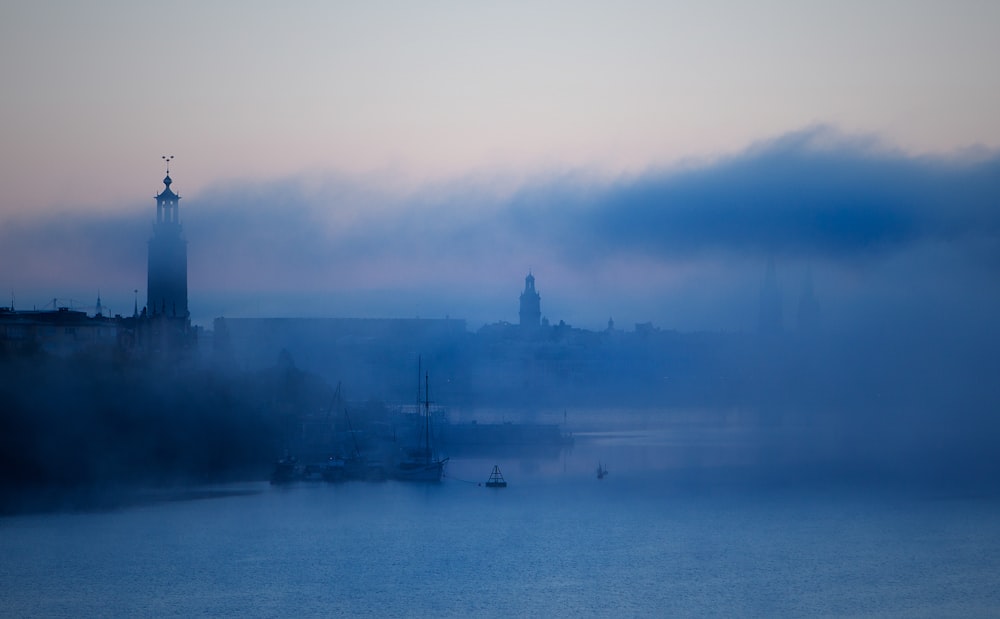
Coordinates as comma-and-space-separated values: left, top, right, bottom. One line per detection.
393, 458, 448, 482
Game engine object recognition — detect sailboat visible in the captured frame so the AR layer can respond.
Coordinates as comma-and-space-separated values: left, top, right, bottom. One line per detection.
394, 363, 448, 482
597, 462, 608, 480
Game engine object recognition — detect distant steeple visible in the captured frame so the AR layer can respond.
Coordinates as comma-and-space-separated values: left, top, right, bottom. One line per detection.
519, 271, 541, 328
95, 291, 103, 317
155, 156, 180, 226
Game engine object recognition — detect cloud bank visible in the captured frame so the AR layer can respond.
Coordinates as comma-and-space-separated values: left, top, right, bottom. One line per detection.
2, 127, 998, 330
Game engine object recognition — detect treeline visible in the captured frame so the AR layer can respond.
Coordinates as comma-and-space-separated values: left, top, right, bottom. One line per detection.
0, 349, 331, 513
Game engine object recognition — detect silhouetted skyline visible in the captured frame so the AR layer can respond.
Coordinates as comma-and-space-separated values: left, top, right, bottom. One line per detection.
4, 10, 1000, 617
2, 129, 998, 340
1, 4, 998, 339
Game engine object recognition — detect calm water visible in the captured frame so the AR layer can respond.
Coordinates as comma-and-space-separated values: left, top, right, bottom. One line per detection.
2, 431, 1000, 617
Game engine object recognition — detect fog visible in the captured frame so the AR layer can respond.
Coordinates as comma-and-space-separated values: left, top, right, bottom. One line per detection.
3, 126, 998, 330
3, 126, 1000, 512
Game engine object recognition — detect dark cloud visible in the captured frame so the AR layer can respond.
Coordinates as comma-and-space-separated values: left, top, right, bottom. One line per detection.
510, 126, 1000, 263
183, 125, 1000, 273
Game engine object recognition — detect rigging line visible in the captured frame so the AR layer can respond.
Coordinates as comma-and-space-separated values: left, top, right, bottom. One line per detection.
442, 472, 482, 486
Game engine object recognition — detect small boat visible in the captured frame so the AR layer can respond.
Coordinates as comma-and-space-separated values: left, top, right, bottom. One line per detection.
485, 465, 507, 488
597, 462, 608, 480
270, 456, 300, 484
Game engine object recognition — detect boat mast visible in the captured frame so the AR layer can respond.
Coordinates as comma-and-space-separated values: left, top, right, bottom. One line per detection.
328, 381, 341, 421
424, 371, 431, 460
416, 355, 422, 412
344, 407, 362, 459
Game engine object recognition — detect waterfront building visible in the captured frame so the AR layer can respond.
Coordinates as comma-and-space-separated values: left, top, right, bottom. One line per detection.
0, 306, 121, 357
143, 159, 195, 354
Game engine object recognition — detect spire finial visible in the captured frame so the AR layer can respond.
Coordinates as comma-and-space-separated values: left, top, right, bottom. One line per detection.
162, 155, 174, 174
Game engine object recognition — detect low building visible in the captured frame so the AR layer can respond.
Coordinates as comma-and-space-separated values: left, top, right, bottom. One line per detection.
0, 307, 120, 357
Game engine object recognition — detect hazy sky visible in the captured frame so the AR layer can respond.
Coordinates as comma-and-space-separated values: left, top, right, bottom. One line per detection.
2, 2, 999, 329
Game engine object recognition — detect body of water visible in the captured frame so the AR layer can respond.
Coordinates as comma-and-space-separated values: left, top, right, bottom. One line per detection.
2, 430, 999, 617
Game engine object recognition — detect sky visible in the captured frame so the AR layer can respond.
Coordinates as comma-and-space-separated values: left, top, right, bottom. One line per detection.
1, 1, 999, 331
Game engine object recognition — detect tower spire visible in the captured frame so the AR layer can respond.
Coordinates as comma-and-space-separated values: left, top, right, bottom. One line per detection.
519, 270, 541, 329
148, 158, 189, 320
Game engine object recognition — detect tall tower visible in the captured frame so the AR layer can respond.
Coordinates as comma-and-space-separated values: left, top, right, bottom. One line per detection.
147, 157, 188, 318
519, 271, 541, 328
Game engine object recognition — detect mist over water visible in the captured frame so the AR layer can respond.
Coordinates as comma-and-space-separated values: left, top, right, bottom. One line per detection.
3, 0, 1000, 610
3, 126, 1000, 615
3, 346, 1000, 615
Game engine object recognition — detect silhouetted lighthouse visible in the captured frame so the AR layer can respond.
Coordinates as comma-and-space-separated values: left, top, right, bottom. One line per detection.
147, 156, 188, 319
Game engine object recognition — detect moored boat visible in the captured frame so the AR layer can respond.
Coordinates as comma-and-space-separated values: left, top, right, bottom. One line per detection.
597, 462, 608, 480
393, 363, 448, 482
270, 456, 300, 484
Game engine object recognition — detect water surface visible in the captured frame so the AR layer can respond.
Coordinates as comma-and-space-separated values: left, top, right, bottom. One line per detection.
2, 431, 998, 617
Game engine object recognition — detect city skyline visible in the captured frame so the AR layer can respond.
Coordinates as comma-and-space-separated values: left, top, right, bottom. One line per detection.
2, 3, 999, 333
